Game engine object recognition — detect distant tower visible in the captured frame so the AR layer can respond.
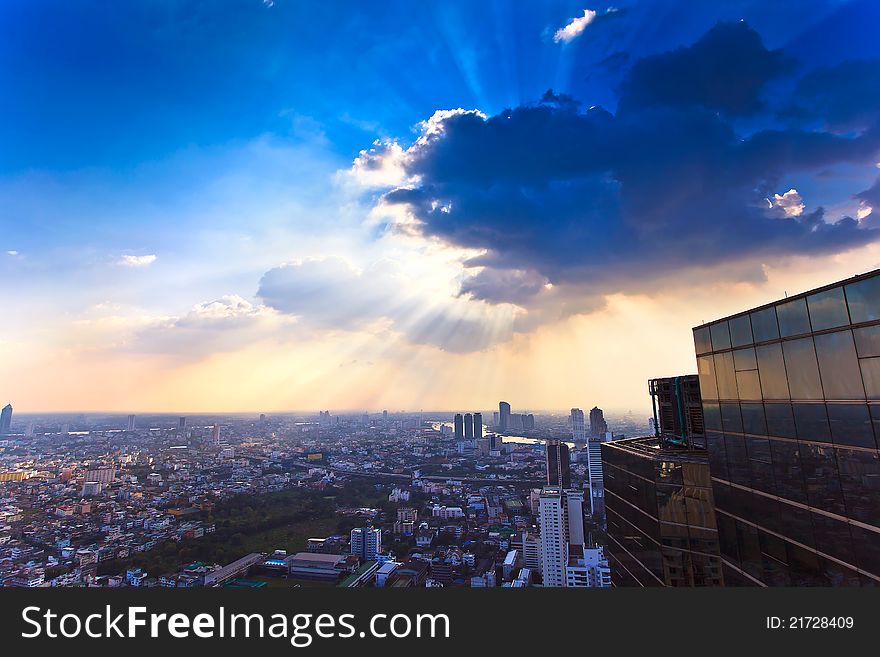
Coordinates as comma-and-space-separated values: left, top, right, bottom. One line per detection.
126, 414, 136, 432
177, 416, 187, 433
453, 414, 464, 441
546, 439, 571, 488
383, 410, 388, 424
212, 423, 221, 444
260, 413, 266, 423
499, 401, 511, 432
25, 422, 34, 437
464, 413, 474, 440
473, 413, 483, 441
589, 407, 607, 438
570, 408, 585, 441
0, 404, 12, 435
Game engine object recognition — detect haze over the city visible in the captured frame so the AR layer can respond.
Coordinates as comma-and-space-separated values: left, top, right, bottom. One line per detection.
3, 0, 880, 412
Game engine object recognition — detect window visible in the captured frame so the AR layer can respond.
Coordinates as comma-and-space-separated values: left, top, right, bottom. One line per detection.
715, 351, 738, 400
720, 403, 743, 433
702, 403, 721, 431
807, 287, 850, 331
792, 403, 831, 442
710, 321, 731, 351
697, 355, 718, 400
741, 403, 767, 436
777, 298, 811, 337
845, 276, 880, 323
814, 330, 865, 400
836, 447, 880, 526
827, 403, 876, 449
750, 307, 779, 342
854, 325, 880, 358
693, 326, 712, 355
798, 442, 845, 515
736, 370, 762, 400
756, 343, 789, 399
783, 338, 823, 400
733, 347, 758, 371
765, 402, 797, 439
729, 315, 753, 348
859, 357, 880, 400
771, 439, 807, 504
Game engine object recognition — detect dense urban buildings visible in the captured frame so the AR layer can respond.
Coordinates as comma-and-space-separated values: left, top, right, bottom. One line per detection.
694, 270, 880, 586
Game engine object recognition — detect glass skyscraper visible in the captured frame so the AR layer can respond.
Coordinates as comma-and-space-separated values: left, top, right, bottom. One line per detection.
602, 375, 723, 587
694, 270, 880, 586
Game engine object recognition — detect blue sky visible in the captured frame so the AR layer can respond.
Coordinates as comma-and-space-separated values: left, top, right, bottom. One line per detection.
2, 0, 880, 412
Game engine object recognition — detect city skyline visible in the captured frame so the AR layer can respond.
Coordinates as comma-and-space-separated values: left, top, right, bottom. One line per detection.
4, 0, 880, 413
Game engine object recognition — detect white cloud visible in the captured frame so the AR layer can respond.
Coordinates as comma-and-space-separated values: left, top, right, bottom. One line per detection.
770, 189, 805, 217
5, 250, 18, 256
554, 9, 598, 43
117, 254, 157, 267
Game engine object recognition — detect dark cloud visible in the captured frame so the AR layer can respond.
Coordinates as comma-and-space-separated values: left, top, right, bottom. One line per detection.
788, 59, 880, 132
617, 21, 793, 116
373, 22, 880, 306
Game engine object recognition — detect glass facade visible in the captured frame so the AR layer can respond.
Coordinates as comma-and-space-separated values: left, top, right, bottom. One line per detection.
602, 438, 724, 587
693, 270, 880, 586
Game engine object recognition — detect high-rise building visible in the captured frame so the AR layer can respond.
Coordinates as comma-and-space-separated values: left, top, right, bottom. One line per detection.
126, 414, 136, 432
523, 413, 535, 430
464, 413, 474, 440
585, 439, 605, 518
453, 414, 464, 441
177, 416, 187, 433
499, 401, 511, 431
565, 545, 612, 588
0, 404, 12, 435
694, 270, 880, 586
571, 408, 585, 441
589, 407, 607, 437
538, 487, 585, 587
211, 423, 221, 444
473, 413, 483, 441
602, 374, 723, 587
350, 527, 382, 561
545, 439, 571, 489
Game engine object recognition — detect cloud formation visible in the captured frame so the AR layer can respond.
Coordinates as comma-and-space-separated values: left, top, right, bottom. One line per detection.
257, 256, 516, 353
118, 254, 157, 267
357, 22, 879, 315
554, 10, 598, 43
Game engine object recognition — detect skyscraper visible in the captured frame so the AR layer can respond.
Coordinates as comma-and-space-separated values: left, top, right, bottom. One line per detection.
545, 439, 571, 489
126, 414, 136, 432
464, 413, 474, 440
589, 407, 607, 437
453, 414, 464, 441
0, 404, 12, 435
212, 423, 221, 444
350, 527, 382, 561
499, 401, 511, 431
177, 416, 187, 433
473, 413, 483, 441
694, 270, 880, 586
571, 408, 585, 441
538, 487, 585, 587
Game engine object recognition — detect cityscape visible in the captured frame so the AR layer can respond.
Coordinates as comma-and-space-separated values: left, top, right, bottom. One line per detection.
3, 1, 880, 593
3, 269, 880, 587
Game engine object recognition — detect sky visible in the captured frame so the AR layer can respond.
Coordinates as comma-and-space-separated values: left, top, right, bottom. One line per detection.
2, 0, 880, 414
